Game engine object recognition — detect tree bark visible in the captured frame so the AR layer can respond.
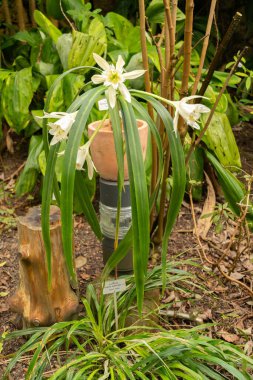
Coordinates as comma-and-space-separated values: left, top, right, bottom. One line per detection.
9, 205, 79, 327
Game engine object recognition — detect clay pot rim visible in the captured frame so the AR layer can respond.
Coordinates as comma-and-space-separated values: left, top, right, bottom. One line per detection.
88, 118, 147, 133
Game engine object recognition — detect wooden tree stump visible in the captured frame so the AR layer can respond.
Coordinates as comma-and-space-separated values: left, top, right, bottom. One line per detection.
9, 205, 79, 327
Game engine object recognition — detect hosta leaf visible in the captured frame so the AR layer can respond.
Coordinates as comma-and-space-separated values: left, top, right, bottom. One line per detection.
1, 67, 34, 133
201, 111, 241, 168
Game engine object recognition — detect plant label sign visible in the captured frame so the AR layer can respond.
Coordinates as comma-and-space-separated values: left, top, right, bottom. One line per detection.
103, 279, 126, 295
98, 98, 109, 110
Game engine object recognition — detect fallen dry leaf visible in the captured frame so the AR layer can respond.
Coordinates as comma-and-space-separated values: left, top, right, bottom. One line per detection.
244, 340, 253, 355
80, 273, 91, 280
75, 256, 87, 269
220, 331, 240, 343
230, 272, 244, 280
196, 173, 216, 238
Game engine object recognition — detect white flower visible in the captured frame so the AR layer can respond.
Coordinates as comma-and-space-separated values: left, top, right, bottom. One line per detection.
91, 53, 145, 108
76, 143, 96, 179
36, 111, 77, 145
169, 96, 210, 134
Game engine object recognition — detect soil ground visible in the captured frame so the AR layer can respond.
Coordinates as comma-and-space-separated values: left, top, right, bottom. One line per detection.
0, 123, 253, 378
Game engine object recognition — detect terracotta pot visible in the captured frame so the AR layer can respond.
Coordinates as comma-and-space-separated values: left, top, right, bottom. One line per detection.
88, 119, 148, 181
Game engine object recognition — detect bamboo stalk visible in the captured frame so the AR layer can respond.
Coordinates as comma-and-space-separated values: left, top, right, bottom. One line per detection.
29, 0, 36, 27
177, 0, 194, 139
138, 0, 157, 227
191, 0, 217, 96
15, 0, 26, 30
186, 47, 248, 165
2, 0, 12, 25
198, 12, 242, 97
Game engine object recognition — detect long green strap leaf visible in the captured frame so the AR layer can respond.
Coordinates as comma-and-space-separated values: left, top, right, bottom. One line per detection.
131, 97, 163, 208
102, 229, 133, 279
132, 92, 186, 291
41, 144, 60, 287
75, 171, 102, 240
61, 86, 105, 286
109, 102, 125, 247
119, 98, 150, 313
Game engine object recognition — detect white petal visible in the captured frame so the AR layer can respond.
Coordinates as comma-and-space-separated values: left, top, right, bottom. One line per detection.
116, 55, 125, 72
195, 104, 210, 113
56, 115, 74, 131
181, 95, 209, 103
119, 83, 131, 103
107, 86, 117, 108
36, 111, 68, 119
50, 135, 61, 145
86, 154, 95, 180
122, 70, 145, 80
188, 120, 201, 129
76, 147, 87, 170
173, 110, 179, 135
93, 53, 110, 71
91, 74, 106, 84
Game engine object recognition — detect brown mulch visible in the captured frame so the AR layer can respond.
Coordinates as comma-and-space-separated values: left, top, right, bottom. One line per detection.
0, 123, 253, 378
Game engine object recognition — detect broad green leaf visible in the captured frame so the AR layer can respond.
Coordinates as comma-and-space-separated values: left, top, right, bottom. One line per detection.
201, 112, 241, 168
45, 73, 84, 112
125, 53, 145, 89
68, 20, 106, 71
0, 69, 12, 87
16, 135, 43, 196
206, 151, 253, 223
212, 71, 241, 88
12, 30, 42, 47
105, 12, 141, 53
1, 67, 34, 133
146, 0, 185, 25
56, 33, 73, 70
34, 10, 62, 43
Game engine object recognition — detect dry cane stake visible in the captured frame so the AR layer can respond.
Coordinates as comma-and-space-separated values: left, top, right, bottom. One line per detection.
2, 0, 12, 25
154, 0, 176, 244
15, 0, 26, 31
177, 0, 194, 140
138, 0, 158, 229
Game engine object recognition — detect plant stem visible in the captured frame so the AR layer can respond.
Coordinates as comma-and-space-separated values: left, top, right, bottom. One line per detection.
2, 0, 12, 25
198, 12, 242, 97
138, 0, 157, 227
191, 0, 217, 96
177, 0, 194, 140
15, 0, 26, 30
185, 47, 248, 166
29, 0, 36, 27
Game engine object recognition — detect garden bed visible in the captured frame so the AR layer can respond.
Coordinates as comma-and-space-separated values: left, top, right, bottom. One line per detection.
0, 122, 253, 378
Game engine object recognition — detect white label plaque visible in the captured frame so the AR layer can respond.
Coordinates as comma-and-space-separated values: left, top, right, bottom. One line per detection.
103, 279, 126, 295
98, 98, 109, 110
